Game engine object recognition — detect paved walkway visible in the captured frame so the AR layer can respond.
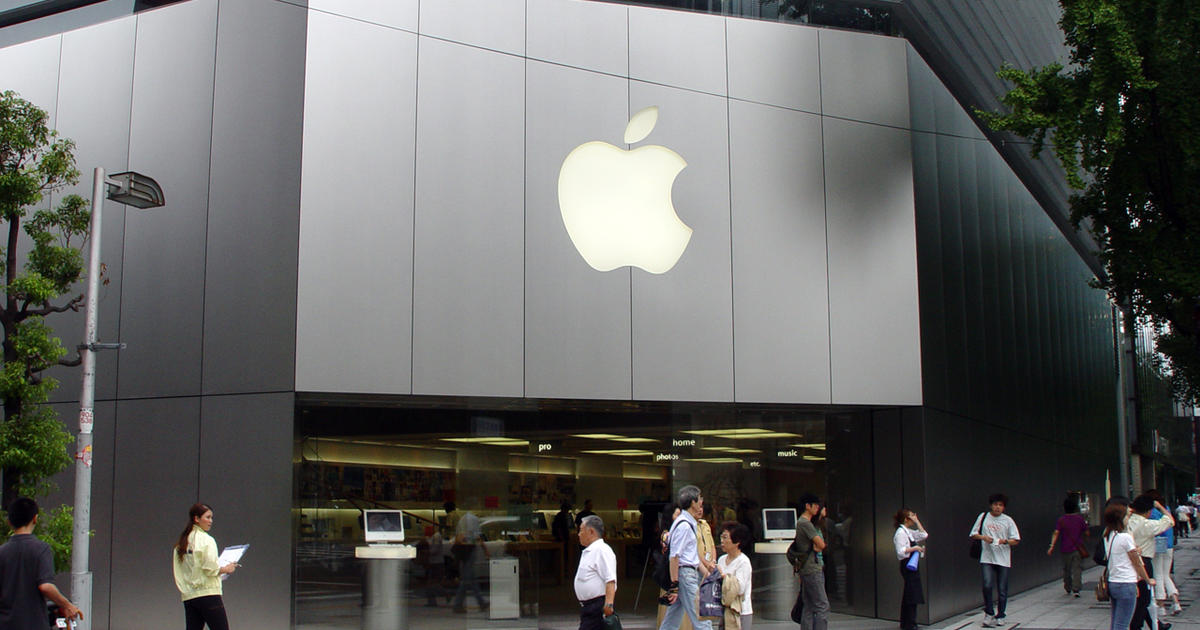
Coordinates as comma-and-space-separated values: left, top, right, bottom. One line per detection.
928, 535, 1200, 630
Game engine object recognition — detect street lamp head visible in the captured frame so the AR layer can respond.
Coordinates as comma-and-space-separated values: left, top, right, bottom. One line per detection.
105, 171, 165, 209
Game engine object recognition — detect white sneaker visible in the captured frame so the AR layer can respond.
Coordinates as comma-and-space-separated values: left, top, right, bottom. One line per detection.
1173, 603, 1183, 615
982, 615, 998, 628
994, 617, 1008, 626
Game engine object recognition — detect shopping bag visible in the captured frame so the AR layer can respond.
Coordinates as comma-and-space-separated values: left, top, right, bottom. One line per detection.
698, 572, 724, 618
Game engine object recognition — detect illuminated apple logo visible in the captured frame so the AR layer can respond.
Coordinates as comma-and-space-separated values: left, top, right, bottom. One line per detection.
557, 106, 692, 274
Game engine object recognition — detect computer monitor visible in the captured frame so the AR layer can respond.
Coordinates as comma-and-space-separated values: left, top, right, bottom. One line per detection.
762, 508, 798, 540
363, 509, 406, 543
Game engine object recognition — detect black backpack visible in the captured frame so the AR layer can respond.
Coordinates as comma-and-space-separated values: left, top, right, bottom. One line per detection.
653, 519, 696, 590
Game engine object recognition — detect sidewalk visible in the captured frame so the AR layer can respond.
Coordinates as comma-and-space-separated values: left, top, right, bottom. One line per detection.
928, 535, 1200, 630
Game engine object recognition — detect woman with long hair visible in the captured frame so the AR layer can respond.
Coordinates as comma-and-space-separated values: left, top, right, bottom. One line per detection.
1104, 502, 1151, 630
172, 503, 237, 630
893, 508, 928, 630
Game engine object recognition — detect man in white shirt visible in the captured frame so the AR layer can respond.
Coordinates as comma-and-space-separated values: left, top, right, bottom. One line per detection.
1127, 495, 1174, 630
451, 508, 488, 613
575, 515, 617, 630
660, 485, 712, 630
969, 493, 1020, 628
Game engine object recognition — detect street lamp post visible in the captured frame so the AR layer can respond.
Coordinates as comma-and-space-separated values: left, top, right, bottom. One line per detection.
72, 167, 164, 630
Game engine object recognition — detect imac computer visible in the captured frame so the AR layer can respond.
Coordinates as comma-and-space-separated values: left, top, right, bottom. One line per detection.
363, 509, 406, 544
762, 508, 798, 540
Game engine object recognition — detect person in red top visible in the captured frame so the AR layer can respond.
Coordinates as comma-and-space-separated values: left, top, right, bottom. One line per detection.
1047, 494, 1090, 597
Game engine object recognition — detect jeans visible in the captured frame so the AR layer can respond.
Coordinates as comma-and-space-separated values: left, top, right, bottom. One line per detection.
452, 550, 487, 609
981, 563, 1010, 618
1062, 552, 1082, 593
799, 571, 830, 630
1110, 582, 1138, 630
659, 567, 713, 630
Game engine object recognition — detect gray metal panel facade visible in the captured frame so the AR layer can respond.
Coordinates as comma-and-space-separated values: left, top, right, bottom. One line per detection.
108, 396, 201, 630
296, 5, 925, 407
202, 0, 304, 395
629, 82, 734, 402
294, 11, 417, 394
411, 37, 526, 397
523, 61, 632, 400
824, 117, 921, 405
45, 18, 135, 403
729, 100, 830, 404
119, 0, 216, 398
908, 41, 1119, 619
198, 393, 294, 630
0, 3, 302, 628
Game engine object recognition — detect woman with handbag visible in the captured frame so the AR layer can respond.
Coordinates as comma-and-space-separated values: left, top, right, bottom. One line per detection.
893, 509, 928, 630
1048, 494, 1090, 596
1103, 502, 1152, 630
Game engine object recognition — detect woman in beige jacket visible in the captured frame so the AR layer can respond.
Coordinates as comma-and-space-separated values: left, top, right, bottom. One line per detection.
172, 503, 238, 630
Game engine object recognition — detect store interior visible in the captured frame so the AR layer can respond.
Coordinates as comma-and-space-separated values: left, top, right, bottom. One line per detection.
293, 397, 875, 629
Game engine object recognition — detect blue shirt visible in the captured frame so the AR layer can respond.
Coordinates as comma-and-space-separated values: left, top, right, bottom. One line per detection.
668, 511, 700, 568
1153, 508, 1174, 551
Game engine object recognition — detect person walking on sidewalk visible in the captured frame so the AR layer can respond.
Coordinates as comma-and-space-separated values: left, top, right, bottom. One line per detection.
1048, 494, 1090, 597
0, 497, 82, 630
969, 493, 1020, 628
575, 515, 617, 630
1173, 503, 1190, 539
1147, 491, 1183, 618
1127, 494, 1174, 630
659, 485, 712, 630
1104, 502, 1152, 630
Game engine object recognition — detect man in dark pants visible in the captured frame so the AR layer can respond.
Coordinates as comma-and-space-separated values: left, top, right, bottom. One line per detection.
574, 515, 616, 630
0, 497, 82, 630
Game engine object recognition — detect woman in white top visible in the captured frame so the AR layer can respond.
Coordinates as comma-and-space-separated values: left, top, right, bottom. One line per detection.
893, 508, 929, 630
1104, 503, 1152, 630
716, 521, 753, 630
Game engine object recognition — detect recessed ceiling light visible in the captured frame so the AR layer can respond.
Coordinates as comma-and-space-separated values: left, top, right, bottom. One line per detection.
580, 449, 654, 457
440, 437, 530, 446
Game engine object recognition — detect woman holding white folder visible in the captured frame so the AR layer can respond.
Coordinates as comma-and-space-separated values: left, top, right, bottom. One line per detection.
173, 503, 238, 630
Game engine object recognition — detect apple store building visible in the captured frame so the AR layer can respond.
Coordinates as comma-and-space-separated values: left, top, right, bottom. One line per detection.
0, 0, 1120, 628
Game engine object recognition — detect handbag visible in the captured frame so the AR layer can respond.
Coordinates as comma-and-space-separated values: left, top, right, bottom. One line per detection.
1095, 535, 1113, 602
602, 612, 623, 630
790, 582, 805, 624
969, 512, 985, 559
698, 572, 724, 618
905, 549, 921, 572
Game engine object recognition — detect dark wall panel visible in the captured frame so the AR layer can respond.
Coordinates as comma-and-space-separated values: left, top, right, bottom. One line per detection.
201, 0, 305, 395
108, 396, 200, 630
198, 393, 293, 630
117, 0, 216, 398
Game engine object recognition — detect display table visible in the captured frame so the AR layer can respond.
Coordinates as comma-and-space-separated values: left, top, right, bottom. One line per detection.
754, 541, 799, 621
356, 545, 416, 630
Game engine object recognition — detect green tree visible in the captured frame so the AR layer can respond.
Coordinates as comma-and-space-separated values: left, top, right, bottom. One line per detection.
0, 90, 90, 568
978, 1, 1200, 404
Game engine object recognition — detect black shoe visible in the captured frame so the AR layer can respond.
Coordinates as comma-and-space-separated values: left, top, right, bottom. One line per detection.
1159, 623, 1172, 630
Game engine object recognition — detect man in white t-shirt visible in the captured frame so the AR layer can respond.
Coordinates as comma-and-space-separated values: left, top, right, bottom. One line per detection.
575, 515, 617, 630
968, 493, 1020, 628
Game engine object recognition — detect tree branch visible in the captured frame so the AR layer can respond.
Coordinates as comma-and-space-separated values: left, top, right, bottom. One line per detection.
57, 355, 81, 368
18, 294, 84, 319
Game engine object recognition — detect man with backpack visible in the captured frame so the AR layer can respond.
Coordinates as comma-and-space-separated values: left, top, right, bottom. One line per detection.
790, 493, 829, 630
659, 485, 712, 630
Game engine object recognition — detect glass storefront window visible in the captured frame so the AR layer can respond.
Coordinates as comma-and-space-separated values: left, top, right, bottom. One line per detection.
294, 397, 876, 629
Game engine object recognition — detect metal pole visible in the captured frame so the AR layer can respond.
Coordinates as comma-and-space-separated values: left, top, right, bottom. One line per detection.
70, 166, 104, 630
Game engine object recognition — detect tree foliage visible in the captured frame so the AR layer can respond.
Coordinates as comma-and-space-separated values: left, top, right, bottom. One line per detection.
978, 0, 1200, 404
0, 90, 88, 563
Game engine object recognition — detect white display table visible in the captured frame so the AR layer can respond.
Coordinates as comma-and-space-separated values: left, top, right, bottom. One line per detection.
356, 545, 417, 630
754, 540, 799, 621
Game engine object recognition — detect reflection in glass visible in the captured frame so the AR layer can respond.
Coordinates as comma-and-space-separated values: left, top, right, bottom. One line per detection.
293, 398, 874, 628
